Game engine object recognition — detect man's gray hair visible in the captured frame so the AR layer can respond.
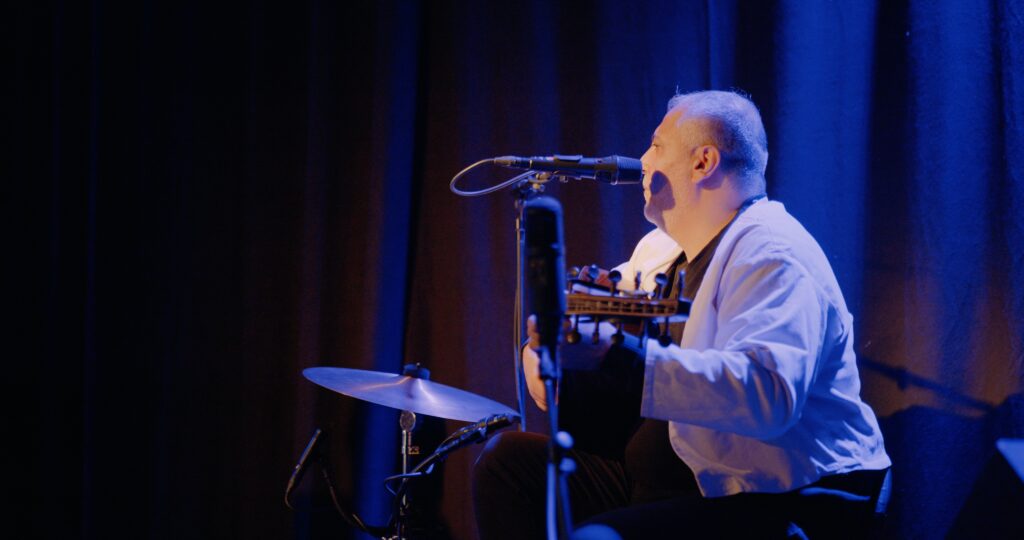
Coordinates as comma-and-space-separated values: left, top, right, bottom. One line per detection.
667, 90, 768, 195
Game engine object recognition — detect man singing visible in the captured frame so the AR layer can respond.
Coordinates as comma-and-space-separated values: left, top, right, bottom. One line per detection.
473, 90, 891, 539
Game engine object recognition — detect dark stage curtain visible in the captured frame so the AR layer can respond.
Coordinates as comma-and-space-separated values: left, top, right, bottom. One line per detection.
13, 1, 1023, 538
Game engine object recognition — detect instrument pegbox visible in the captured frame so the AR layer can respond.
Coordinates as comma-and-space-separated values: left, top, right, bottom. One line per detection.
563, 267, 692, 349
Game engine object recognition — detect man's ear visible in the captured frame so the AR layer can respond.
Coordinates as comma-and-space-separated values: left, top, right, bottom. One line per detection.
691, 145, 721, 183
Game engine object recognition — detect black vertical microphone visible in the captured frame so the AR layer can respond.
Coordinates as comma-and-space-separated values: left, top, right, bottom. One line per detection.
524, 196, 567, 350
284, 428, 323, 510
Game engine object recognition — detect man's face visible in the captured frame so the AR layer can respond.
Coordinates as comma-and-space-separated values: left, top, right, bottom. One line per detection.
640, 108, 693, 231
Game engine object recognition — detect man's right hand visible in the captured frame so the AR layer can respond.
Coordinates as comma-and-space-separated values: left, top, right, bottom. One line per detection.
523, 315, 555, 410
521, 341, 549, 411
524, 315, 621, 411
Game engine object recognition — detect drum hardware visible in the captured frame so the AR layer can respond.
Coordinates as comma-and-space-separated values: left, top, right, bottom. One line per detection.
287, 363, 519, 539
302, 364, 518, 423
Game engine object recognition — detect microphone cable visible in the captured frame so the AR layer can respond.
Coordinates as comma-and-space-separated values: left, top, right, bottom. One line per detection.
449, 158, 552, 197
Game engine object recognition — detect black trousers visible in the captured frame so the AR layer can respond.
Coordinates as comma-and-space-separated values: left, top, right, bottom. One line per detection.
472, 430, 890, 540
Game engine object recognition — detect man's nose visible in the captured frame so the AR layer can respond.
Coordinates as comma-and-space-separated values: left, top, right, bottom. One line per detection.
640, 157, 651, 185
640, 147, 651, 164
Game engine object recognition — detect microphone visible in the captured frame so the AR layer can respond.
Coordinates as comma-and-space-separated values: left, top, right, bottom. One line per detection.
524, 196, 567, 351
494, 154, 642, 185
284, 428, 324, 510
433, 413, 519, 456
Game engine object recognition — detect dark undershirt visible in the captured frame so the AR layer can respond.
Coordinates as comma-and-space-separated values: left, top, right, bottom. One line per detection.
623, 221, 729, 503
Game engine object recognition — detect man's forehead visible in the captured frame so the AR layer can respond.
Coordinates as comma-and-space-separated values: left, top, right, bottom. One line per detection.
653, 108, 687, 139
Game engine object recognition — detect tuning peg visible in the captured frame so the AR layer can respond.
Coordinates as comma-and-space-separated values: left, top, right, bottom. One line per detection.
566, 325, 581, 344
653, 273, 668, 297
658, 310, 673, 347
586, 264, 600, 282
567, 309, 582, 344
607, 270, 622, 296
568, 266, 581, 280
611, 321, 625, 345
676, 269, 687, 299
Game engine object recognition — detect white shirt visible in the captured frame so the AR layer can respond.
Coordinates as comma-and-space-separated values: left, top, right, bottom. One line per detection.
614, 199, 891, 497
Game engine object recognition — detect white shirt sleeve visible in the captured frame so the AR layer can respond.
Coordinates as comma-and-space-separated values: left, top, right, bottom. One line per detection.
642, 251, 828, 440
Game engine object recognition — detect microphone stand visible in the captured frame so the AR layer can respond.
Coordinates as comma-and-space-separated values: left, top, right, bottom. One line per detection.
538, 345, 575, 540
519, 187, 575, 540
450, 166, 575, 539
511, 174, 553, 431
283, 429, 386, 538
512, 182, 536, 432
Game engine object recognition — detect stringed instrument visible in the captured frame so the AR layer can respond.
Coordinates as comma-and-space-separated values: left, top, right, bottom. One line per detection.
564, 265, 691, 347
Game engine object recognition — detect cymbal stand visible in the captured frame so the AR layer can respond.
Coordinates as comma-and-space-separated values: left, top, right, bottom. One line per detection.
399, 411, 419, 503
392, 364, 430, 539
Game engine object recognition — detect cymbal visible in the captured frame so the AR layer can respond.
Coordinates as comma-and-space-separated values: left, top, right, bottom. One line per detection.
303, 366, 518, 423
